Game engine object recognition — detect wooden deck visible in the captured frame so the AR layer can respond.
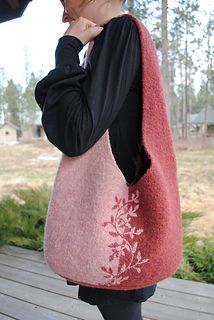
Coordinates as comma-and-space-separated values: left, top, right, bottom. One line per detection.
0, 245, 213, 320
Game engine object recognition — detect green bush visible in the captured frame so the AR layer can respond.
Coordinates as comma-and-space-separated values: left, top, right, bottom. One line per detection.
0, 183, 50, 251
0, 188, 213, 283
175, 236, 214, 284
188, 237, 214, 283
174, 211, 214, 284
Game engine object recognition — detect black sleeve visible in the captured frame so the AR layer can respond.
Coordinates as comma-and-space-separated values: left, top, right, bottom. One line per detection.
34, 16, 141, 157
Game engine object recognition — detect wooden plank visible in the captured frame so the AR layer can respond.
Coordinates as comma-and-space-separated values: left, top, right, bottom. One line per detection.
1, 246, 214, 320
0, 294, 77, 320
0, 313, 17, 320
0, 253, 59, 280
0, 278, 104, 320
0, 265, 152, 319
158, 277, 214, 298
0, 276, 213, 320
0, 294, 152, 320
0, 264, 79, 298
153, 288, 214, 314
143, 301, 214, 320
0, 264, 213, 315
0, 246, 45, 264
1, 250, 214, 300
1, 246, 214, 298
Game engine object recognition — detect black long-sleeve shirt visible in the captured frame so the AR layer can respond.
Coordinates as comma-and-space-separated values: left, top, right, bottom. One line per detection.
35, 15, 156, 304
35, 15, 151, 184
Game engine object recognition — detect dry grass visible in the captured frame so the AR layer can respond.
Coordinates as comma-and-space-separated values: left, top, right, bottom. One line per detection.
0, 141, 60, 200
0, 140, 213, 237
176, 148, 214, 238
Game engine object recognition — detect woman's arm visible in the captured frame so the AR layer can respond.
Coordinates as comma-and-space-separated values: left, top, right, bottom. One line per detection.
35, 16, 141, 156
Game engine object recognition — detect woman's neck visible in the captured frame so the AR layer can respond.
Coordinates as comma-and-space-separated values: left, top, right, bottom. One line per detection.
80, 1, 123, 26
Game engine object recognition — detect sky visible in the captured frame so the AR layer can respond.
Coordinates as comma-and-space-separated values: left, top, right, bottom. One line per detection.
0, 0, 213, 89
0, 0, 87, 86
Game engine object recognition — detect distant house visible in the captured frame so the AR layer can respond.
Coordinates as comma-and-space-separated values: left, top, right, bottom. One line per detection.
20, 111, 46, 141
0, 121, 21, 144
21, 124, 46, 141
187, 106, 214, 137
0, 111, 46, 143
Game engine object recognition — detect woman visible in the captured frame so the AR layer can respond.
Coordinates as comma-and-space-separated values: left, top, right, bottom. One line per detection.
35, 0, 161, 319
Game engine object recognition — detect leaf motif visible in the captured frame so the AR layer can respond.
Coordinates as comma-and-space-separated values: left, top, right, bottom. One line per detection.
111, 215, 114, 223
128, 206, 133, 213
129, 211, 137, 217
136, 267, 141, 273
136, 228, 144, 234
108, 267, 113, 274
102, 222, 108, 227
108, 242, 120, 248
112, 204, 118, 210
124, 226, 131, 233
120, 250, 125, 256
115, 195, 118, 202
124, 243, 130, 251
115, 278, 121, 285
109, 231, 119, 237
101, 266, 108, 272
109, 254, 115, 262
133, 204, 139, 212
120, 264, 126, 273
122, 198, 126, 206
118, 219, 124, 227
137, 251, 142, 261
141, 258, 149, 264
132, 242, 138, 253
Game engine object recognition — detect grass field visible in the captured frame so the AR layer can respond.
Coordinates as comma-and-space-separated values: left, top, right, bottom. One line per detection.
0, 140, 213, 238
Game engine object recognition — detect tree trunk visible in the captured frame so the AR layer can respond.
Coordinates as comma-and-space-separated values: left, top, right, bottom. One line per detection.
161, 0, 170, 119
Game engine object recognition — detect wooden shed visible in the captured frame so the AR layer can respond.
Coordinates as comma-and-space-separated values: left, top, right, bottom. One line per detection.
187, 106, 214, 137
0, 121, 21, 144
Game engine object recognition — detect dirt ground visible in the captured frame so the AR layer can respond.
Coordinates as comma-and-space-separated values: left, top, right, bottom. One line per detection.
0, 140, 213, 238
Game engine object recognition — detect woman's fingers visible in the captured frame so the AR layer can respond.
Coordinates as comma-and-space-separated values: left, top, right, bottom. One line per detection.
63, 16, 104, 45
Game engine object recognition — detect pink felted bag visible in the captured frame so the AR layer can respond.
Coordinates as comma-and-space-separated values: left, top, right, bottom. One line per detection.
43, 13, 183, 290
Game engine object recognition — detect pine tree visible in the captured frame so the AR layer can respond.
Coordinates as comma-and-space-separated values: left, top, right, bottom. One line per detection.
125, 0, 153, 20
0, 67, 6, 124
170, 0, 200, 139
161, 0, 170, 117
201, 12, 214, 135
4, 79, 22, 128
20, 72, 41, 130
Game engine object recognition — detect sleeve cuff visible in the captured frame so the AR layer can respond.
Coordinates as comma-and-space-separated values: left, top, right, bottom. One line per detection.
55, 35, 84, 67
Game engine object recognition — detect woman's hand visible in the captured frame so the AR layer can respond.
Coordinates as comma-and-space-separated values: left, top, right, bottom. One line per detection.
63, 16, 104, 46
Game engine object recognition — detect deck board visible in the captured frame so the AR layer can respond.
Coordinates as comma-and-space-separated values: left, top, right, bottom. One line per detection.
0, 313, 16, 320
0, 245, 213, 320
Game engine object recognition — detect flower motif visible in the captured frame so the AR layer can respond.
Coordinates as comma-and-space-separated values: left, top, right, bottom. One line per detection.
99, 190, 149, 287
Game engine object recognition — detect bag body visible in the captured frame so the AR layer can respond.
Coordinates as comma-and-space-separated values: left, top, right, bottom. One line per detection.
43, 13, 183, 290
